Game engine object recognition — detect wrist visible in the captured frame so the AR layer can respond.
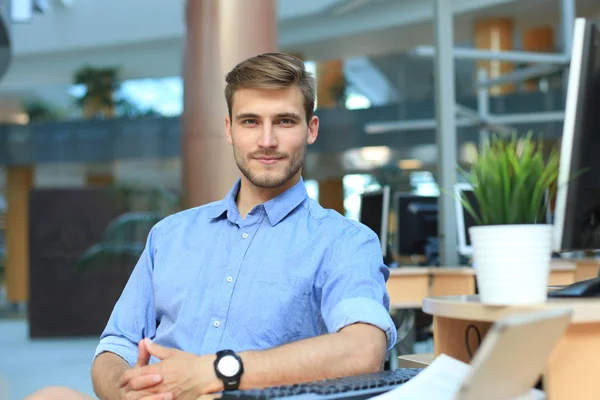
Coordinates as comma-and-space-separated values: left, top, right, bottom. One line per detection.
237, 351, 255, 390
197, 354, 224, 394
214, 350, 244, 391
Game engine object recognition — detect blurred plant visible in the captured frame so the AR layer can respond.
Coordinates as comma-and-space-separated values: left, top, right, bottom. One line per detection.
116, 97, 161, 118
22, 98, 64, 122
77, 184, 181, 269
73, 65, 120, 118
457, 132, 560, 226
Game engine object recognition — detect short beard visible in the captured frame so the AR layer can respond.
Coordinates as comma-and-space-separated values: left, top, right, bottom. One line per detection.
233, 145, 306, 189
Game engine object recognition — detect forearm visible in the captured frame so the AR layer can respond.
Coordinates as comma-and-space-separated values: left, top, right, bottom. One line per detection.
91, 352, 131, 400
239, 324, 387, 390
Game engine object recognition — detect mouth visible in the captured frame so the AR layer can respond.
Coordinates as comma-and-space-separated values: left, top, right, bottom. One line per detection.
255, 157, 283, 165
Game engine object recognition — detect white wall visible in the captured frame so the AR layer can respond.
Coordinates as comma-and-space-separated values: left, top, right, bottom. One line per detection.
114, 158, 181, 190
34, 163, 85, 187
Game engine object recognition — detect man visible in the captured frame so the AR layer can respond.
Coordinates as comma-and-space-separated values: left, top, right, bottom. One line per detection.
27, 53, 396, 400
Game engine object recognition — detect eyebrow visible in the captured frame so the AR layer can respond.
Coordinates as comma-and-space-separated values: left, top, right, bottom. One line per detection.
235, 113, 260, 121
234, 112, 303, 121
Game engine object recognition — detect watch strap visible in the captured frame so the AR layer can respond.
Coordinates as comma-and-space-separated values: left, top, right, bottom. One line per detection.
214, 349, 244, 391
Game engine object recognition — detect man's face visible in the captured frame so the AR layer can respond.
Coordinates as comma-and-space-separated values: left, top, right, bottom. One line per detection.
225, 86, 318, 190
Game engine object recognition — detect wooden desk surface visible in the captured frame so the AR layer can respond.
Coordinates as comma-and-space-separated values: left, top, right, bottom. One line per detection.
428, 267, 475, 275
388, 267, 429, 276
390, 301, 423, 309
422, 295, 600, 323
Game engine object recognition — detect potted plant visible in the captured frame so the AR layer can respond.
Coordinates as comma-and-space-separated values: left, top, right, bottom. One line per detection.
458, 132, 560, 305
73, 65, 120, 119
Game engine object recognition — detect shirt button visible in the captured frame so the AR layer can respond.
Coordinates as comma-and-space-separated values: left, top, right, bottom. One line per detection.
226, 276, 233, 283
242, 232, 248, 239
213, 321, 220, 328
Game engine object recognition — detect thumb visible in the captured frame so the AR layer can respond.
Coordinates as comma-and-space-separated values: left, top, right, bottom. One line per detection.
145, 338, 175, 360
135, 338, 151, 367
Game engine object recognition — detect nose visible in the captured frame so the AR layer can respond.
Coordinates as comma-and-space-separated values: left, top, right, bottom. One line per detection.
258, 124, 277, 148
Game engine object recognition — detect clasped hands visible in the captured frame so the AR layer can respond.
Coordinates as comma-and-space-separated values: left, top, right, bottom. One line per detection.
118, 338, 224, 400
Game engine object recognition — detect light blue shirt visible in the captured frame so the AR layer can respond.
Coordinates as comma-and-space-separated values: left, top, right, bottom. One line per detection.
94, 178, 397, 366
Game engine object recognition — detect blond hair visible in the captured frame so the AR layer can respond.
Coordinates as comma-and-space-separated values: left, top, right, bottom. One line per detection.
225, 53, 316, 121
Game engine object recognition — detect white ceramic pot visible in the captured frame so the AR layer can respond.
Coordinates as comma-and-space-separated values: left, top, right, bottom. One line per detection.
469, 224, 553, 305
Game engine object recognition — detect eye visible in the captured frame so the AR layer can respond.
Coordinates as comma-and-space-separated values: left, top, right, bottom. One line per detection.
279, 119, 295, 126
242, 119, 257, 126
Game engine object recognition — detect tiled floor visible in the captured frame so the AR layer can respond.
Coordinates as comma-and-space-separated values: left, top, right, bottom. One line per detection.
0, 319, 97, 400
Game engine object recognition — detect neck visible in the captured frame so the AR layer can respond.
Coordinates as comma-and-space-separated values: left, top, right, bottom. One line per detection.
236, 175, 301, 218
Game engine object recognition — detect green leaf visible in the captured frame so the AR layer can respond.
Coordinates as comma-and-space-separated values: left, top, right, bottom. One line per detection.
452, 132, 563, 226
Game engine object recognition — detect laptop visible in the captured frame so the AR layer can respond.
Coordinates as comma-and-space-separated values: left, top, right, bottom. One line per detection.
374, 308, 572, 400
456, 308, 572, 400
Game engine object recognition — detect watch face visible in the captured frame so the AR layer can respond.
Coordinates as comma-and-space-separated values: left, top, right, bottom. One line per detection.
217, 355, 240, 377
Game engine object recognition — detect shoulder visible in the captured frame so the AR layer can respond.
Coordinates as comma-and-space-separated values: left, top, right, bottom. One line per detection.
304, 198, 378, 243
151, 199, 226, 237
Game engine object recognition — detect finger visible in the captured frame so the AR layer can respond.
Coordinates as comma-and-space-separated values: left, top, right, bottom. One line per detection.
145, 339, 175, 360
136, 339, 151, 367
128, 374, 163, 391
119, 366, 154, 388
139, 392, 174, 400
124, 388, 172, 400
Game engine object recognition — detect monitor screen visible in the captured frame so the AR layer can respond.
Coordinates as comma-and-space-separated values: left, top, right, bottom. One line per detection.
553, 18, 600, 252
395, 193, 438, 257
358, 186, 390, 257
454, 183, 478, 256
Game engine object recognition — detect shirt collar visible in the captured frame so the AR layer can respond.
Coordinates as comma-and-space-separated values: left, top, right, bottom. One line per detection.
207, 178, 308, 226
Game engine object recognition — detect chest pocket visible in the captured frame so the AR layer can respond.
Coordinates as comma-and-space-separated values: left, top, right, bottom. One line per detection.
231, 272, 313, 348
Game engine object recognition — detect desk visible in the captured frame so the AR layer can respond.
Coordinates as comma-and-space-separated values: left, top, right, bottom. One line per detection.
429, 267, 476, 297
548, 260, 577, 286
423, 295, 600, 400
387, 263, 578, 306
574, 259, 600, 281
387, 268, 430, 308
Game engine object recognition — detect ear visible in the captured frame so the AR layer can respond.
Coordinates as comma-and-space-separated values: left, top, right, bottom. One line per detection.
225, 116, 233, 145
307, 115, 319, 145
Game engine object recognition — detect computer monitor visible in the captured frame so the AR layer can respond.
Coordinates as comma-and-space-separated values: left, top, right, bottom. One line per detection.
358, 186, 390, 257
455, 183, 552, 257
454, 183, 478, 257
395, 193, 438, 257
553, 18, 600, 252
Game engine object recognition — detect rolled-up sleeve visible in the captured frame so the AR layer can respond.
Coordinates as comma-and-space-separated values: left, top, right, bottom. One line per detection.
93, 225, 159, 367
320, 225, 397, 352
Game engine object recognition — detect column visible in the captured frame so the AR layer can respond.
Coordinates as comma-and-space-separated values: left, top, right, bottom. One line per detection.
318, 178, 345, 216
474, 18, 515, 95
314, 59, 345, 213
522, 26, 555, 91
0, 98, 32, 304
5, 166, 33, 303
434, 0, 459, 266
316, 59, 346, 108
182, 0, 277, 209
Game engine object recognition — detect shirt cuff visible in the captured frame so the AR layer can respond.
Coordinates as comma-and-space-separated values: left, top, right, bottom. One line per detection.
327, 297, 397, 351
94, 336, 138, 367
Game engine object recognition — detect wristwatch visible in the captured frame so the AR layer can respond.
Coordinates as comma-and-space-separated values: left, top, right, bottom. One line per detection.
214, 349, 244, 391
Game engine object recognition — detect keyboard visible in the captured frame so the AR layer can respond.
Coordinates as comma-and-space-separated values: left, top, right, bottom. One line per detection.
220, 368, 422, 400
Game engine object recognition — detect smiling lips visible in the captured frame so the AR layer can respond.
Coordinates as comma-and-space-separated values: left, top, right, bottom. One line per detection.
255, 156, 284, 165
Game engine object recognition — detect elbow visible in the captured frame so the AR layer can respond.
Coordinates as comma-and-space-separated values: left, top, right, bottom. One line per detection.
340, 323, 389, 373
356, 339, 387, 373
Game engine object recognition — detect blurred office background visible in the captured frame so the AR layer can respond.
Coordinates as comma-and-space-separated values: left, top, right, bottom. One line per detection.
0, 0, 598, 398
